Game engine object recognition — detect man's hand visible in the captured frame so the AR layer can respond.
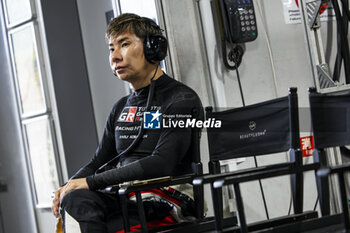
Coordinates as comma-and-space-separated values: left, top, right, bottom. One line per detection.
59, 178, 89, 202
51, 186, 64, 218
51, 178, 89, 218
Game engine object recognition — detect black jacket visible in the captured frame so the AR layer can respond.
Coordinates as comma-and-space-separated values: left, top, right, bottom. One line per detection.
72, 74, 204, 190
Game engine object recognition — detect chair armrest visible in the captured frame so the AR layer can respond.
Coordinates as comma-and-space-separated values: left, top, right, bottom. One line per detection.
327, 162, 350, 174
193, 162, 294, 185
104, 176, 173, 192
118, 174, 196, 195
119, 176, 172, 188
213, 163, 319, 188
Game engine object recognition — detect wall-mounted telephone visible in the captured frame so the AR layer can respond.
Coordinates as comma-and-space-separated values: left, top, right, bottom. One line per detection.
220, 0, 258, 43
217, 0, 258, 70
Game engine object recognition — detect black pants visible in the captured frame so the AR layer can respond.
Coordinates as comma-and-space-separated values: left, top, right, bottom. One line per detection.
60, 189, 173, 233
60, 189, 124, 233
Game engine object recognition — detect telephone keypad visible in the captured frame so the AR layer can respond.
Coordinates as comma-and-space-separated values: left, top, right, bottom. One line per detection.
224, 0, 258, 43
235, 0, 258, 41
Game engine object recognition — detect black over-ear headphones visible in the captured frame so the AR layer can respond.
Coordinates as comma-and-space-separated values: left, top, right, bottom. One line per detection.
141, 17, 168, 64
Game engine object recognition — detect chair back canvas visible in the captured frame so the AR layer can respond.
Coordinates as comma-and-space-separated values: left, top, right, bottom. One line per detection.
203, 89, 308, 232
206, 96, 292, 161
309, 91, 350, 149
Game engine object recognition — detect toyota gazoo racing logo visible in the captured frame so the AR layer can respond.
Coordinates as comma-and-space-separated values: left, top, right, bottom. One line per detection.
118, 106, 159, 122
118, 107, 138, 122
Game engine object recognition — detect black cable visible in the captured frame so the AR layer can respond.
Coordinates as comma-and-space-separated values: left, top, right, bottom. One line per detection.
234, 56, 246, 106
222, 39, 240, 70
313, 195, 319, 211
233, 54, 269, 220
288, 194, 293, 215
95, 64, 159, 174
333, 11, 342, 81
340, 0, 350, 84
254, 156, 270, 220
218, 0, 243, 70
332, 0, 344, 82
332, 0, 343, 82
332, 0, 350, 84
217, 0, 269, 219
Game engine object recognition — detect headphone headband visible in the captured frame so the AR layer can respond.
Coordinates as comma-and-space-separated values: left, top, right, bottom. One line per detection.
141, 17, 168, 64
141, 17, 162, 34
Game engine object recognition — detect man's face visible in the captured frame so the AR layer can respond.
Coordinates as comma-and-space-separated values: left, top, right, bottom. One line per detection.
108, 31, 148, 82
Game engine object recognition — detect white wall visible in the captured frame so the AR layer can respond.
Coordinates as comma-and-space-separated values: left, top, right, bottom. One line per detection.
77, 0, 127, 139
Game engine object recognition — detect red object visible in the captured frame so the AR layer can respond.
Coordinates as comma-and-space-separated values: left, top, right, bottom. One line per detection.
116, 188, 181, 232
116, 215, 177, 233
295, 0, 328, 14
300, 136, 314, 157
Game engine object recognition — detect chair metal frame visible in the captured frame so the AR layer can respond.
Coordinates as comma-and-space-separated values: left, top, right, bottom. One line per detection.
213, 163, 319, 233
317, 164, 350, 231
114, 126, 233, 233
309, 87, 350, 217
194, 87, 318, 232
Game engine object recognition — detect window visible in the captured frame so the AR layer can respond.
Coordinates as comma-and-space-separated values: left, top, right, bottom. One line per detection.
1, 0, 60, 207
24, 117, 59, 206
9, 24, 46, 115
113, 0, 169, 73
119, 0, 158, 21
3, 0, 32, 26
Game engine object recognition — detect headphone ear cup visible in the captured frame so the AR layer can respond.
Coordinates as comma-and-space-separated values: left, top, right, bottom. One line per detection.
143, 35, 168, 63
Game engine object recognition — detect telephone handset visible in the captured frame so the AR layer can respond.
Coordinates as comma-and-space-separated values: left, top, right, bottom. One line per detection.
221, 0, 258, 43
